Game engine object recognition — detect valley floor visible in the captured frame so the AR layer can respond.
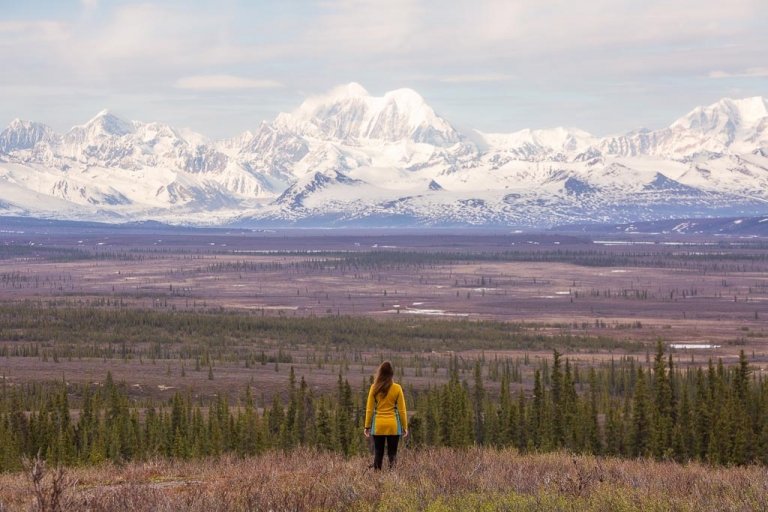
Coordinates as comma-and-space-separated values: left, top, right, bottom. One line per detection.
0, 447, 765, 511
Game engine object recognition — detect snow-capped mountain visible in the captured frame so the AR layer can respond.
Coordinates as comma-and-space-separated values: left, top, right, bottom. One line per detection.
0, 119, 58, 154
1, 85, 767, 227
597, 97, 768, 158
274, 83, 461, 146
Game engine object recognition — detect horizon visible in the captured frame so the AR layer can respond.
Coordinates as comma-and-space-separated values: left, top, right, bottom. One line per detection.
1, 0, 766, 139
3, 83, 767, 142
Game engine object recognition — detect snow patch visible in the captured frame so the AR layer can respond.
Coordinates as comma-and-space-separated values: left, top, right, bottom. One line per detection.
400, 308, 469, 317
669, 343, 721, 349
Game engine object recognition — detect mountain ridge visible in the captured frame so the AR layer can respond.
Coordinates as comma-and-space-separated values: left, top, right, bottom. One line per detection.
1, 85, 767, 228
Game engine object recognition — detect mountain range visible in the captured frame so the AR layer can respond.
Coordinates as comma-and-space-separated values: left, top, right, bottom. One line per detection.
1, 83, 767, 227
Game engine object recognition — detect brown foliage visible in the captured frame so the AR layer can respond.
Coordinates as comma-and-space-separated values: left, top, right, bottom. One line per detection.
23, 454, 76, 512
1, 448, 767, 511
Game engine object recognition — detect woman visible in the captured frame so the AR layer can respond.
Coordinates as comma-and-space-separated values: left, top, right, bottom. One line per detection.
364, 361, 408, 470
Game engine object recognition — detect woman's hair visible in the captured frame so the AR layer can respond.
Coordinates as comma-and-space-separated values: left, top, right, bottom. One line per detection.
372, 361, 394, 399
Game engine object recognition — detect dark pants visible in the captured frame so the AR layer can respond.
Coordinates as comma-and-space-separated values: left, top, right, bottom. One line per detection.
372, 435, 400, 470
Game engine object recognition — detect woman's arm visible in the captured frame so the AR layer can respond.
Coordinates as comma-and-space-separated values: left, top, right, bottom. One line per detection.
364, 385, 375, 436
397, 385, 408, 436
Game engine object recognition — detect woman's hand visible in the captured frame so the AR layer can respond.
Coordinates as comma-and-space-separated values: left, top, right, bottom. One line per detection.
403, 429, 409, 439
364, 427, 371, 438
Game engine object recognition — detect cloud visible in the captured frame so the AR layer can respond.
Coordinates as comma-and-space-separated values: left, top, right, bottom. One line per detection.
1, 0, 766, 138
175, 75, 283, 91
285, 0, 768, 93
709, 67, 768, 78
307, 0, 424, 53
439, 74, 515, 83
0, 20, 69, 43
4, 0, 765, 89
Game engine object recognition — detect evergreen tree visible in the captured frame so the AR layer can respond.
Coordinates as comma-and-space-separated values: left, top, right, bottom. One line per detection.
630, 367, 650, 457
650, 341, 673, 459
550, 350, 565, 447
531, 369, 545, 450
472, 360, 485, 445
335, 375, 355, 455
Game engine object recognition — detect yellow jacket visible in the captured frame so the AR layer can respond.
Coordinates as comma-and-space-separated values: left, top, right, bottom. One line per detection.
365, 382, 407, 436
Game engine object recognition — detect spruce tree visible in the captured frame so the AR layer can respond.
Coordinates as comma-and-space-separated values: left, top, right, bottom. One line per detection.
472, 360, 485, 445
531, 369, 545, 450
651, 341, 673, 459
550, 350, 564, 447
630, 367, 651, 457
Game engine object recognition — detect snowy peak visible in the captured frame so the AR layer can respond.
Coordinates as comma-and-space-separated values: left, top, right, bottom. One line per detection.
373, 87, 460, 145
274, 83, 461, 146
595, 96, 768, 158
80, 109, 136, 137
482, 127, 595, 156
671, 96, 768, 134
3, 110, 235, 178
0, 119, 57, 153
63, 110, 137, 150
663, 96, 768, 155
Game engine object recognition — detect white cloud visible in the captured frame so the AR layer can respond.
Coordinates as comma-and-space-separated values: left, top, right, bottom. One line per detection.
439, 74, 515, 83
4, 0, 764, 88
1, 0, 766, 137
0, 20, 69, 43
175, 75, 283, 90
709, 67, 768, 79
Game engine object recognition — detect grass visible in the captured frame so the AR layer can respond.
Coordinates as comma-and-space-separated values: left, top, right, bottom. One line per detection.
1, 447, 766, 511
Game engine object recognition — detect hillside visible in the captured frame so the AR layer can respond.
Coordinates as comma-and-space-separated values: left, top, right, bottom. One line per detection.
0, 448, 765, 511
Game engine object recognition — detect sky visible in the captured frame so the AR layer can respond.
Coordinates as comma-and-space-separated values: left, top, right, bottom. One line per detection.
1, 0, 767, 139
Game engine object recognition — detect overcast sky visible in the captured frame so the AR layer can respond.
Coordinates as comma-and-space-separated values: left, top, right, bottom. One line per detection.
2, 0, 766, 138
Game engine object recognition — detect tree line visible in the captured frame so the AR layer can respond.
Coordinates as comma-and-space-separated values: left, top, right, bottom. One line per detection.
1, 342, 766, 471
5, 241, 767, 271
411, 344, 767, 466
0, 303, 640, 357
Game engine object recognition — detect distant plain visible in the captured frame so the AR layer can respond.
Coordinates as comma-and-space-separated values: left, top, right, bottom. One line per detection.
1, 225, 766, 402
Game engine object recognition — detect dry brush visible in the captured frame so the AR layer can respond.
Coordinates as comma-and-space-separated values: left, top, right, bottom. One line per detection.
1, 447, 767, 511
